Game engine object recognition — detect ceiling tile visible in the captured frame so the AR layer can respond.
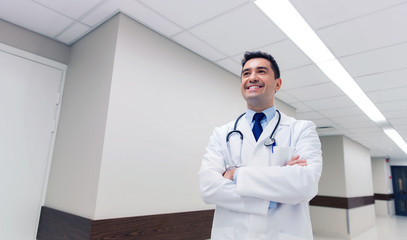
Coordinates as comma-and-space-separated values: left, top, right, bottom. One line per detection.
252, 39, 312, 71
397, 126, 407, 132
390, 118, 407, 127
305, 95, 355, 110
119, 0, 182, 36
81, 0, 182, 36
314, 121, 345, 136
319, 106, 365, 118
189, 3, 286, 55
291, 0, 407, 29
0, 0, 72, 37
274, 90, 301, 104
80, 0, 118, 25
56, 22, 90, 44
281, 64, 330, 90
139, 0, 249, 29
340, 42, 407, 77
289, 102, 314, 113
317, 3, 407, 56
172, 32, 225, 61
215, 58, 241, 76
355, 68, 407, 92
231, 39, 313, 71
348, 126, 383, 134
34, 0, 103, 19
333, 114, 372, 124
377, 99, 407, 112
296, 111, 325, 120
285, 82, 344, 101
367, 87, 407, 103
336, 119, 377, 130
383, 110, 407, 120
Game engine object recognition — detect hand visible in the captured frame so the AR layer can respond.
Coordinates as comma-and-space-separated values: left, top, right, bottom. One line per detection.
286, 155, 307, 167
223, 168, 237, 181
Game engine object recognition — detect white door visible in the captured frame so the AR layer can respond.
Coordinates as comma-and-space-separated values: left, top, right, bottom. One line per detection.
0, 45, 65, 240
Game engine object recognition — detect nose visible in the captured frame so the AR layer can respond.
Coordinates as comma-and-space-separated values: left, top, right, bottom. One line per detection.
248, 72, 259, 82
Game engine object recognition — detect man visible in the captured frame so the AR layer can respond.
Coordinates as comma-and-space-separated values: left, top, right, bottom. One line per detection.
199, 51, 322, 240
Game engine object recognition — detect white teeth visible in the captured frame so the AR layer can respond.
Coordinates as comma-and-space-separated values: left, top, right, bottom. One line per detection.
248, 86, 260, 89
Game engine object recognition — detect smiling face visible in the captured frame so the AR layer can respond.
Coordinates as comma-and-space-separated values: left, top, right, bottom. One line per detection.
241, 58, 282, 112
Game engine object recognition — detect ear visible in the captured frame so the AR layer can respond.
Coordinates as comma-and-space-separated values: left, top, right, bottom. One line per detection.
275, 78, 282, 92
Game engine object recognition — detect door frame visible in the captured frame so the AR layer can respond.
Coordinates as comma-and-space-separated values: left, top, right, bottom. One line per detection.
0, 42, 67, 238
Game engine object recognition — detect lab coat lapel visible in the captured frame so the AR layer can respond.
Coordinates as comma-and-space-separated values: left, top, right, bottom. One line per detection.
237, 117, 257, 148
257, 112, 280, 144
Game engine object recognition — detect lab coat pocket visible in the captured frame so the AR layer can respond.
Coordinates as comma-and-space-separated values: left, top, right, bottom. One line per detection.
272, 146, 294, 166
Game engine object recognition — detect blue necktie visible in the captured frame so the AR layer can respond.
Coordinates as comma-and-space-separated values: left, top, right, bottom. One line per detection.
252, 112, 265, 141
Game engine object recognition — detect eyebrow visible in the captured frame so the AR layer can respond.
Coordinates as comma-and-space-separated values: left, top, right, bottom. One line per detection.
241, 66, 269, 74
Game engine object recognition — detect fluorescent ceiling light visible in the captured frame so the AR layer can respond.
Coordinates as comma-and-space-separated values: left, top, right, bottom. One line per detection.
316, 59, 386, 123
255, 0, 335, 63
255, 0, 407, 154
384, 129, 407, 154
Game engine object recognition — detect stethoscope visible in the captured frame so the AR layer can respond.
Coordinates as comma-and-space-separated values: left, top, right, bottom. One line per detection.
225, 110, 281, 170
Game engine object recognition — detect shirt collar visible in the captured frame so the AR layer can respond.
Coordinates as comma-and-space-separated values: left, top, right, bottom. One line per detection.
245, 106, 276, 124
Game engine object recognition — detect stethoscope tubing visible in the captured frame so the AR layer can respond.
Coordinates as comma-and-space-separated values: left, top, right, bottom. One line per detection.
226, 110, 281, 145
225, 110, 281, 169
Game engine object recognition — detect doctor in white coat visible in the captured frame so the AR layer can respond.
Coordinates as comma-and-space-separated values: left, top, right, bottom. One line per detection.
199, 51, 322, 240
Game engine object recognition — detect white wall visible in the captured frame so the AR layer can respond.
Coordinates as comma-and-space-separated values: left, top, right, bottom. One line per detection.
312, 135, 376, 238
44, 14, 120, 219
372, 157, 394, 216
311, 206, 349, 239
0, 19, 69, 64
318, 135, 346, 197
372, 157, 393, 194
92, 14, 296, 219
93, 14, 245, 219
343, 137, 374, 197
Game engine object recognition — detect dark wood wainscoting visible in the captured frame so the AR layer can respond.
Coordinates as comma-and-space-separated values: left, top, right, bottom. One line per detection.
91, 210, 214, 240
37, 207, 214, 240
310, 195, 375, 209
374, 193, 394, 201
37, 206, 92, 240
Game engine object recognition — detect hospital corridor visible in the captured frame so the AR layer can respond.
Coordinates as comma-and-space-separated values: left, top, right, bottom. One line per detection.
1, 0, 407, 239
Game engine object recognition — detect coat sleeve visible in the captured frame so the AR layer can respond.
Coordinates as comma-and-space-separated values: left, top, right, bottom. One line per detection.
236, 120, 322, 205
199, 127, 269, 215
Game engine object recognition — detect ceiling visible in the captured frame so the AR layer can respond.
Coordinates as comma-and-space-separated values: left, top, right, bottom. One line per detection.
1, 0, 407, 161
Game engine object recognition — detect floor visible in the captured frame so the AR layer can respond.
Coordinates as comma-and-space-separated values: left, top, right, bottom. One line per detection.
314, 215, 407, 240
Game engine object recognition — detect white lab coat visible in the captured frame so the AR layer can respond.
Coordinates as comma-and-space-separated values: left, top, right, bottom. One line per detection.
199, 111, 322, 240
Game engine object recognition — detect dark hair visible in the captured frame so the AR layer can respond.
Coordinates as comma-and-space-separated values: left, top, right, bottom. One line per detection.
241, 51, 280, 79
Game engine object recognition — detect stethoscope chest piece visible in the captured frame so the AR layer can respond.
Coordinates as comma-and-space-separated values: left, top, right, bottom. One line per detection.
264, 137, 275, 147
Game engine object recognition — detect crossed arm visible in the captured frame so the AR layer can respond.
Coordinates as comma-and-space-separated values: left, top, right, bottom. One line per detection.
223, 155, 307, 181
